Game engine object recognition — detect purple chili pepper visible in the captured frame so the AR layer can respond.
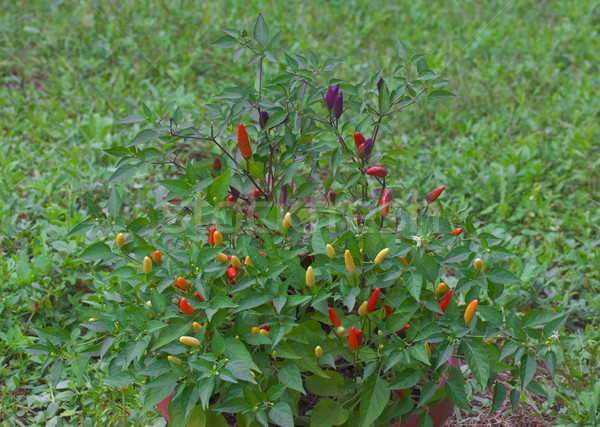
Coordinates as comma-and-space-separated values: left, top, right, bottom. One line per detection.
259, 110, 270, 129
279, 183, 288, 205
325, 84, 339, 110
377, 77, 384, 94
229, 186, 240, 200
334, 91, 343, 119
363, 138, 373, 157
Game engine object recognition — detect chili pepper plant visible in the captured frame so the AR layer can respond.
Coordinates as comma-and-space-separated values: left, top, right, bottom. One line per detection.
75, 14, 564, 427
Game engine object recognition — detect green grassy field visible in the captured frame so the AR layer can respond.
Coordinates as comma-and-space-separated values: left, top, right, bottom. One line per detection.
1, 0, 599, 424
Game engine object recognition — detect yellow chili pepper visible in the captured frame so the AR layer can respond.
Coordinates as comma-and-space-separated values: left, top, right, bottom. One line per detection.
306, 266, 315, 287
374, 248, 389, 265
116, 233, 125, 248
464, 299, 479, 324
358, 301, 368, 316
214, 231, 223, 246
179, 336, 200, 347
167, 355, 182, 365
283, 212, 292, 230
344, 250, 356, 274
143, 256, 152, 274
315, 346, 323, 358
326, 244, 335, 260
216, 253, 228, 263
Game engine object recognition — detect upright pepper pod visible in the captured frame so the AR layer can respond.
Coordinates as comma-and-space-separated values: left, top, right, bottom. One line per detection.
384, 305, 394, 318
209, 226, 216, 246
438, 288, 453, 316
143, 256, 152, 274
259, 110, 270, 129
283, 212, 292, 230
192, 322, 202, 332
367, 288, 380, 312
326, 244, 335, 260
213, 231, 223, 246
237, 123, 252, 159
474, 258, 483, 272
353, 132, 366, 150
426, 185, 446, 204
380, 189, 390, 217
315, 346, 323, 358
377, 77, 385, 94
336, 326, 345, 337
116, 233, 125, 248
152, 250, 161, 264
452, 228, 463, 236
358, 301, 369, 316
325, 84, 339, 110
216, 253, 228, 263
279, 183, 288, 205
211, 157, 222, 176
356, 329, 363, 346
374, 248, 389, 265
464, 299, 479, 324
306, 266, 315, 287
348, 327, 359, 350
363, 138, 374, 157
328, 307, 341, 327
194, 292, 204, 303
179, 298, 194, 315
437, 282, 447, 297
168, 355, 182, 365
334, 91, 344, 119
344, 250, 356, 274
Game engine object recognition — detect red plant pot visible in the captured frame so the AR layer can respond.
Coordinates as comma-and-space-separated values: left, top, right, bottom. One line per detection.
391, 357, 459, 427
158, 358, 459, 427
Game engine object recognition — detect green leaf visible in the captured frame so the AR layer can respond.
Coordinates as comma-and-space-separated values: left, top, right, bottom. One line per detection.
428, 90, 457, 99
253, 13, 269, 46
107, 187, 122, 218
278, 363, 304, 393
305, 371, 345, 396
414, 253, 439, 284
461, 339, 490, 391
521, 310, 564, 329
208, 167, 231, 202
109, 163, 137, 183
444, 367, 470, 410
405, 271, 423, 301
545, 351, 556, 377
359, 375, 389, 427
444, 246, 471, 264
486, 267, 520, 285
397, 39, 408, 60
519, 353, 536, 392
265, 111, 288, 129
269, 402, 293, 427
127, 129, 159, 146
118, 114, 146, 124
103, 371, 136, 387
212, 35, 237, 48
388, 369, 419, 388
224, 338, 259, 371
142, 374, 177, 413
310, 399, 349, 427
79, 242, 113, 262
151, 317, 192, 351
491, 382, 507, 413
417, 382, 437, 407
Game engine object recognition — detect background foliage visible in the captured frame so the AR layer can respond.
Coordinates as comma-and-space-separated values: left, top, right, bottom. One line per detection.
1, 0, 598, 425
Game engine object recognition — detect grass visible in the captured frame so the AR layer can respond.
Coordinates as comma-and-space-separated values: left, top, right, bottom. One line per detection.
1, 0, 599, 424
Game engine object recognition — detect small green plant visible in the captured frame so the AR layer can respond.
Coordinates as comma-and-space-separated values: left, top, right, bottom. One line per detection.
60, 14, 565, 426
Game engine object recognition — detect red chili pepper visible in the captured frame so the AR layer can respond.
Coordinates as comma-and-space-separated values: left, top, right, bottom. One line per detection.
211, 157, 221, 177
393, 389, 405, 399
399, 256, 408, 266
227, 195, 236, 208
384, 305, 393, 318
254, 213, 259, 220
238, 123, 252, 159
194, 292, 204, 303
152, 250, 161, 264
356, 329, 363, 346
254, 188, 261, 198
438, 288, 453, 316
261, 324, 270, 331
348, 327, 359, 350
402, 324, 410, 331
426, 185, 446, 204
173, 282, 180, 289
228, 266, 237, 281
452, 228, 462, 236
367, 288, 380, 312
179, 298, 194, 315
209, 226, 216, 246
353, 132, 366, 150
380, 189, 390, 217
366, 166, 388, 178
328, 307, 341, 327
